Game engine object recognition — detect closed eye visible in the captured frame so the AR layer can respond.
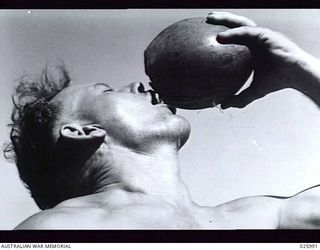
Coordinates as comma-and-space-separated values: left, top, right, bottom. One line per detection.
103, 88, 113, 92
94, 83, 114, 92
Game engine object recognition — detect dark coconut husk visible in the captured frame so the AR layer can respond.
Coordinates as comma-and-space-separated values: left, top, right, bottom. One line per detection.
144, 17, 253, 110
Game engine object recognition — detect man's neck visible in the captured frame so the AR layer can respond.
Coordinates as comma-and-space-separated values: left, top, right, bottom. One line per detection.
90, 143, 193, 206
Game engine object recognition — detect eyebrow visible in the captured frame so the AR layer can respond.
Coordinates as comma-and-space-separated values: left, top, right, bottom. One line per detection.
93, 83, 113, 89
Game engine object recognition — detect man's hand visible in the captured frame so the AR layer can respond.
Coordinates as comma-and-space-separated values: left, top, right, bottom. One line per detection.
207, 11, 312, 109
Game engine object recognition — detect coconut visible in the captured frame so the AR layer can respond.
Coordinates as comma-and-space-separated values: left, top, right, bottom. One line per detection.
144, 17, 253, 109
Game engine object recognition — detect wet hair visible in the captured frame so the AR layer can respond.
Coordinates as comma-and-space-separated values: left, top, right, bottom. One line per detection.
3, 65, 71, 209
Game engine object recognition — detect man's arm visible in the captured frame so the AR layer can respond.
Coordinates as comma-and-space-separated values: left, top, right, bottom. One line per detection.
280, 184, 320, 229
206, 12, 320, 229
212, 185, 320, 229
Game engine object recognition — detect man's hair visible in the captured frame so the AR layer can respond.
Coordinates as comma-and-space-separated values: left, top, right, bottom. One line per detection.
3, 65, 71, 209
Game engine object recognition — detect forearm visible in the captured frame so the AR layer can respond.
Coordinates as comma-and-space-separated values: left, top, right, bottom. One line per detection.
293, 51, 320, 107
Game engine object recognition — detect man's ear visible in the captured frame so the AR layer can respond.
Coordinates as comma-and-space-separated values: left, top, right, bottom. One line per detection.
60, 123, 107, 142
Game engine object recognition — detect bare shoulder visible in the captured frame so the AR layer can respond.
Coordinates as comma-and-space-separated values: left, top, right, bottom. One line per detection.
14, 198, 105, 230
208, 184, 320, 229
14, 197, 180, 229
280, 184, 320, 229
208, 195, 285, 229
14, 208, 72, 230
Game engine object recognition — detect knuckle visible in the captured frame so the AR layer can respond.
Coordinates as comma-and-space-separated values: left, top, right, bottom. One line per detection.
253, 28, 273, 41
274, 31, 288, 40
260, 27, 273, 36
239, 26, 251, 33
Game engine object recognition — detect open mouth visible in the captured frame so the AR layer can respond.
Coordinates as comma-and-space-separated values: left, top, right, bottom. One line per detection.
148, 89, 162, 105
148, 89, 177, 114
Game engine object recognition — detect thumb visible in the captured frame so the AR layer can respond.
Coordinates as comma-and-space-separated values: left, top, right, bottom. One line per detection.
217, 26, 269, 51
220, 85, 265, 109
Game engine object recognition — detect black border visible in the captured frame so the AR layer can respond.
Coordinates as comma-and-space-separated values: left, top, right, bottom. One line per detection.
1, 1, 320, 244
0, 0, 319, 9
0, 230, 320, 243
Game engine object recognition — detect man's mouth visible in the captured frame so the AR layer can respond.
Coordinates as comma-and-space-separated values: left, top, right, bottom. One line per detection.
148, 90, 162, 105
147, 90, 177, 114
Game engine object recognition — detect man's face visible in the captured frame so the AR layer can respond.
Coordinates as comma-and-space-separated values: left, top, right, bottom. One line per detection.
52, 82, 191, 151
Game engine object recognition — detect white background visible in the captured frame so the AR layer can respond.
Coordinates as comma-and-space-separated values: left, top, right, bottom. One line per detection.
1, 9, 320, 229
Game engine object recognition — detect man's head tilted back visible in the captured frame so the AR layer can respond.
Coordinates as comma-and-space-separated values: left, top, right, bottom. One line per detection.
4, 65, 191, 210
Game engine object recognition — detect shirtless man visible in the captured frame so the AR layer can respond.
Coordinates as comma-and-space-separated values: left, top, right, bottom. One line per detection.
8, 12, 320, 229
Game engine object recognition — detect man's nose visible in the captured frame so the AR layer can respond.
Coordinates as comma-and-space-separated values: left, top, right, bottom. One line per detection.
118, 82, 145, 93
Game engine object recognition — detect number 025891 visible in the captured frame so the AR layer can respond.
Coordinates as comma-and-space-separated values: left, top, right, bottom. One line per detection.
300, 244, 318, 248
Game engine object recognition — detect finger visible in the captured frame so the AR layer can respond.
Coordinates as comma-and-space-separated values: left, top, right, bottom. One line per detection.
217, 26, 271, 50
220, 85, 265, 109
207, 11, 257, 28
